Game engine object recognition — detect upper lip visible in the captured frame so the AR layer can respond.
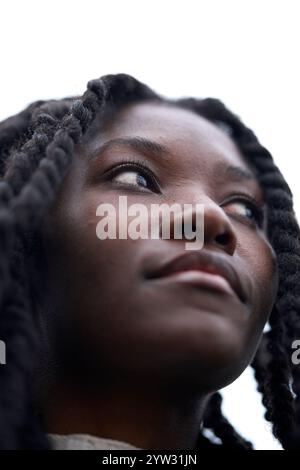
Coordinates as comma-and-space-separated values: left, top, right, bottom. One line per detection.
145, 250, 246, 304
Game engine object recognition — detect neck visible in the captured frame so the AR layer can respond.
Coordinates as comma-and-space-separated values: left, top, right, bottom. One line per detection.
42, 375, 209, 450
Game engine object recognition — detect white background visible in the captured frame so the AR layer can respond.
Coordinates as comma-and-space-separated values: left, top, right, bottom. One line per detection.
1, 0, 299, 450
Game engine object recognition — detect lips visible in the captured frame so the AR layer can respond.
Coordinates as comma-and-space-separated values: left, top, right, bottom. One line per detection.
145, 250, 246, 304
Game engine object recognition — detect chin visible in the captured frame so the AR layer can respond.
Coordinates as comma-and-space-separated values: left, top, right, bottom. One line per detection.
154, 315, 249, 392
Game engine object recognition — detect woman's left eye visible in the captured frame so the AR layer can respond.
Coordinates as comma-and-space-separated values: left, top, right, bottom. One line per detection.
224, 198, 264, 227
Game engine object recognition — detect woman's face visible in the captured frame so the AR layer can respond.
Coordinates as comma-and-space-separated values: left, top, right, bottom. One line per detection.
40, 101, 278, 393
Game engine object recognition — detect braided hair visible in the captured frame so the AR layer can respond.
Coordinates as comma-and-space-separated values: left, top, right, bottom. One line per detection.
0, 73, 299, 450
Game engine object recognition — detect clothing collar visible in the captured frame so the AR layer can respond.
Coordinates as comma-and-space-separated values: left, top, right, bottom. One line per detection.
48, 433, 142, 450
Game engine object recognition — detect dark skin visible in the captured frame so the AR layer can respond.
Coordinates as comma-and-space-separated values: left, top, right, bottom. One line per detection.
37, 101, 279, 450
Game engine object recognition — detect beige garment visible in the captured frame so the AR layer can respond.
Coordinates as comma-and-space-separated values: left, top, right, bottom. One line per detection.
48, 433, 142, 450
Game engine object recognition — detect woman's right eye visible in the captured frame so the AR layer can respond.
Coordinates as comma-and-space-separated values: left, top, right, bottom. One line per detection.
106, 162, 161, 193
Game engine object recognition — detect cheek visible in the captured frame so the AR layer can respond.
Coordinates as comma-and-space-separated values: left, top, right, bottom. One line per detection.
237, 232, 278, 344
41, 191, 145, 373
43, 187, 141, 319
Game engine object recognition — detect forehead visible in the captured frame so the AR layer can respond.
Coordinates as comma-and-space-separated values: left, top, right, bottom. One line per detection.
87, 101, 257, 177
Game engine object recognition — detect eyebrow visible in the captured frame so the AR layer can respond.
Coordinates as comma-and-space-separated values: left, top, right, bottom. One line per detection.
89, 136, 170, 160
89, 135, 257, 182
216, 162, 257, 182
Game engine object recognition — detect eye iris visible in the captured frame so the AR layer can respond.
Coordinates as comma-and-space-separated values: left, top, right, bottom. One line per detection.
245, 205, 254, 219
136, 173, 147, 187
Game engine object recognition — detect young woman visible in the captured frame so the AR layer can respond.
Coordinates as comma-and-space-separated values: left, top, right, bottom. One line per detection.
0, 73, 299, 450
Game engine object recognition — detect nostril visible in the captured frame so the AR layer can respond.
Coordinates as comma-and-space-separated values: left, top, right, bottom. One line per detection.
215, 232, 230, 246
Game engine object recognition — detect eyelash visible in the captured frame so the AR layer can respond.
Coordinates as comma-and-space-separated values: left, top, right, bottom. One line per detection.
103, 159, 265, 228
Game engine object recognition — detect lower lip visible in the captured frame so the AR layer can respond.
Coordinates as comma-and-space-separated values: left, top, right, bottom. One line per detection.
155, 270, 236, 298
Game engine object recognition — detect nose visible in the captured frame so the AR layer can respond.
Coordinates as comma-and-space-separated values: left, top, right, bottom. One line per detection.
202, 203, 237, 255
167, 200, 237, 256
